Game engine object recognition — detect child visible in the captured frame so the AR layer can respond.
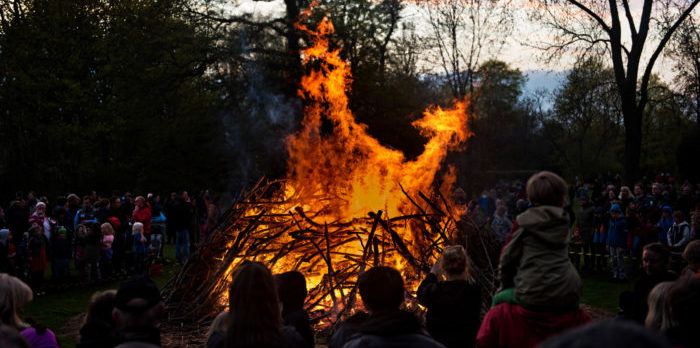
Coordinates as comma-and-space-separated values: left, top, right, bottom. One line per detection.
275, 271, 314, 348
607, 204, 629, 280
27, 225, 47, 295
491, 206, 513, 246
50, 227, 71, 284
418, 245, 482, 348
83, 223, 102, 283
497, 171, 582, 311
132, 222, 147, 274
667, 211, 691, 253
100, 223, 115, 278
75, 224, 88, 281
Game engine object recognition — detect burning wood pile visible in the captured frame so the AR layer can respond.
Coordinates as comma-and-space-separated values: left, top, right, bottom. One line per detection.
164, 12, 498, 331
163, 179, 498, 328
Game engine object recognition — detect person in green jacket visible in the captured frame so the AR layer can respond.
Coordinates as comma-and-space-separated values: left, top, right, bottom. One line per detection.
494, 171, 582, 311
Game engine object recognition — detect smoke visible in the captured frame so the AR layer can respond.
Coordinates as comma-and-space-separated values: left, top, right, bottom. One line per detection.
223, 29, 301, 194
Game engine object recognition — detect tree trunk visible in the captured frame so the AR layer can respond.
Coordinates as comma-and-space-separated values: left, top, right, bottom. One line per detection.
283, 0, 303, 97
622, 107, 643, 186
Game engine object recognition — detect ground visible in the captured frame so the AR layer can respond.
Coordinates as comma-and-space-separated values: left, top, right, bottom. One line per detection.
23, 245, 629, 347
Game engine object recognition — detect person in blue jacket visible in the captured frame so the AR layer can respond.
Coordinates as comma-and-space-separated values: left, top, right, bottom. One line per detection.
607, 204, 629, 280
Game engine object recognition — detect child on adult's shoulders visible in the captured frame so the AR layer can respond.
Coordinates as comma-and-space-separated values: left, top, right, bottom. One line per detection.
495, 170, 582, 311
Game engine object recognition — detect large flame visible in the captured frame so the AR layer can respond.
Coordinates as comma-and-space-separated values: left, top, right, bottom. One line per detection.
217, 15, 473, 322
288, 17, 472, 220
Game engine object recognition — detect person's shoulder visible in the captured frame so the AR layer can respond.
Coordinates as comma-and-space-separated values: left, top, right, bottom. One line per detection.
342, 331, 446, 348
283, 325, 306, 348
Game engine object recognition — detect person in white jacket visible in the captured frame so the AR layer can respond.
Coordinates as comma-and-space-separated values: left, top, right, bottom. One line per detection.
667, 211, 691, 252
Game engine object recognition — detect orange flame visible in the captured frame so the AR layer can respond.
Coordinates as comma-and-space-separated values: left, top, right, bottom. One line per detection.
217, 14, 474, 321
288, 16, 472, 220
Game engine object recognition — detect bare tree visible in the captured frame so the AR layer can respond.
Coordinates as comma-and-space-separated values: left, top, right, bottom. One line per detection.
668, 14, 700, 125
423, 0, 514, 99
534, 0, 700, 184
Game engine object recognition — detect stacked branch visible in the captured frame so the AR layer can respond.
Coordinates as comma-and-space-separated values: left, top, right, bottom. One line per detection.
163, 179, 498, 327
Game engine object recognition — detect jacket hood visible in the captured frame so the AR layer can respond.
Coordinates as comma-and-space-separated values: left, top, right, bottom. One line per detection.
516, 206, 571, 246
357, 310, 422, 337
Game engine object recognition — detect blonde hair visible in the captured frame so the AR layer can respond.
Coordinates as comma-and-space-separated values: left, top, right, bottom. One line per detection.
645, 281, 675, 331
441, 245, 471, 278
132, 222, 144, 234
526, 171, 567, 206
0, 274, 33, 330
619, 186, 632, 200
100, 222, 115, 236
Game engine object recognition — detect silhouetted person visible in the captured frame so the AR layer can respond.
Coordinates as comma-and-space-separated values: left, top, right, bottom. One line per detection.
276, 271, 314, 348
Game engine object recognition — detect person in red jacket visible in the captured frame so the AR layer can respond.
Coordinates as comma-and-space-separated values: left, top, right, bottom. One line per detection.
132, 196, 152, 238
476, 302, 590, 348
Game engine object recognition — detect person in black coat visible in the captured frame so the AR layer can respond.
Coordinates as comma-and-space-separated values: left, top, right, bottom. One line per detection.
330, 266, 445, 348
417, 245, 482, 348
276, 271, 314, 348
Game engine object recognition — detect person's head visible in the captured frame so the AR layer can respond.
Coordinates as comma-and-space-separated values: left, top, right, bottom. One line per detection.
110, 196, 121, 210
101, 223, 115, 236
539, 320, 669, 348
672, 211, 685, 224
652, 183, 662, 195
682, 184, 692, 196
643, 243, 671, 276
618, 290, 634, 314
28, 225, 41, 237
82, 196, 92, 209
495, 206, 506, 217
67, 194, 80, 207
0, 324, 31, 348
526, 171, 567, 207
668, 277, 700, 328
227, 262, 283, 348
358, 266, 404, 312
441, 245, 470, 279
608, 189, 616, 200
634, 184, 644, 197
610, 204, 622, 218
134, 196, 145, 209
619, 186, 631, 199
112, 276, 164, 329
132, 222, 144, 235
83, 290, 117, 330
645, 281, 675, 331
34, 202, 46, 216
661, 206, 672, 218
682, 240, 700, 271
275, 271, 307, 315
0, 274, 32, 330
57, 227, 67, 239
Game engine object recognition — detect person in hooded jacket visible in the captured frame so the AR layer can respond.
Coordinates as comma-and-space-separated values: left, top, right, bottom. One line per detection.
496, 171, 582, 310
330, 266, 445, 348
417, 245, 481, 348
607, 204, 629, 280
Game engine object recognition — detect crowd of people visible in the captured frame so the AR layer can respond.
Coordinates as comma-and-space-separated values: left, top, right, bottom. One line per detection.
0, 171, 699, 348
0, 190, 222, 295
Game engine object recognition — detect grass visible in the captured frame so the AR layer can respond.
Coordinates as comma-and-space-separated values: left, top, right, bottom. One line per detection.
22, 244, 180, 347
579, 272, 634, 314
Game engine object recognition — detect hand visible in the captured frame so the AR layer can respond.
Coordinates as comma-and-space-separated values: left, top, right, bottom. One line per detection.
140, 236, 147, 243
430, 255, 442, 275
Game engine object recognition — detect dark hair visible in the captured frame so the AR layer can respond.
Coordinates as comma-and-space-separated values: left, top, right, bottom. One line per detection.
672, 211, 684, 221
275, 271, 307, 315
358, 266, 404, 311
526, 171, 567, 206
539, 320, 669, 348
644, 243, 671, 262
618, 291, 634, 312
669, 277, 700, 326
225, 262, 284, 348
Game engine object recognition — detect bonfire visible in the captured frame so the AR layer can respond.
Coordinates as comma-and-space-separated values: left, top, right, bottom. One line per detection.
163, 14, 497, 332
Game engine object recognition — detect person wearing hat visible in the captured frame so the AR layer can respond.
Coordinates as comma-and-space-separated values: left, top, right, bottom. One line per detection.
112, 275, 164, 348
606, 204, 629, 280
50, 227, 71, 284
